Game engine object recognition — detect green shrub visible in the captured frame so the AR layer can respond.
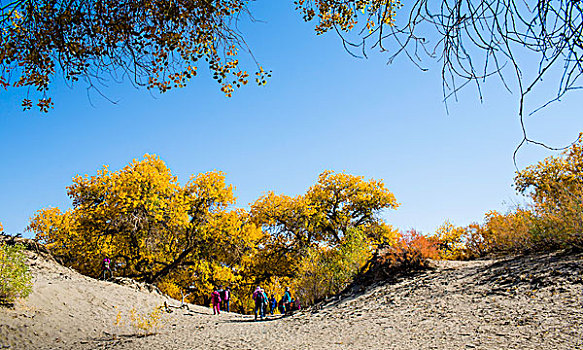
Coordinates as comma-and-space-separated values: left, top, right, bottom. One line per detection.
0, 243, 33, 304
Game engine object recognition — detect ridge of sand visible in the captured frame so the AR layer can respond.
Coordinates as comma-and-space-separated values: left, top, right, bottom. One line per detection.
1, 243, 583, 349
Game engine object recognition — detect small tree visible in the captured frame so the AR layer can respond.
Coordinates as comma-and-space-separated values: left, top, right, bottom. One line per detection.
0, 243, 33, 304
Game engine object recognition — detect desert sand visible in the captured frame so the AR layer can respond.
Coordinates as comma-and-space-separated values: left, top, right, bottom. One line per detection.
1, 243, 583, 349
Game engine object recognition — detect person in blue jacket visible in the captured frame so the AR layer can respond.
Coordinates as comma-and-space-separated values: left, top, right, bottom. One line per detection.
282, 287, 292, 314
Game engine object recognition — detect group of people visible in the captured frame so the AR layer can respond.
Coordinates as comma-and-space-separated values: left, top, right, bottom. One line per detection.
210, 286, 231, 315
210, 285, 302, 320
252, 286, 301, 320
100, 258, 300, 319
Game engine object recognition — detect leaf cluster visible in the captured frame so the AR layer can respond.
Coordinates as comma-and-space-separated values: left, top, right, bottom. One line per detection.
0, 243, 33, 304
1, 0, 270, 111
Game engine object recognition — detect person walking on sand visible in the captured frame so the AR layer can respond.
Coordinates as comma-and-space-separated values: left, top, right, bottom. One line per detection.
262, 289, 269, 316
253, 286, 266, 320
223, 287, 231, 312
282, 287, 292, 315
269, 294, 277, 315
101, 257, 112, 280
218, 285, 225, 309
211, 288, 222, 315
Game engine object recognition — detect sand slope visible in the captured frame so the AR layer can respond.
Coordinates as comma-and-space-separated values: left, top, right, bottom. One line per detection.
1, 245, 583, 349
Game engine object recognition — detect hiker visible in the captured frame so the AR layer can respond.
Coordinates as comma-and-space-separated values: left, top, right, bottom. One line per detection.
252, 286, 266, 320
282, 287, 292, 314
269, 294, 277, 315
217, 285, 224, 307
101, 257, 112, 280
211, 287, 222, 315
278, 297, 285, 314
221, 287, 231, 312
262, 289, 269, 315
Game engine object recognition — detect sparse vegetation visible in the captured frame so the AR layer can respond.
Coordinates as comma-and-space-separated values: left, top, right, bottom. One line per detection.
0, 243, 33, 304
114, 305, 166, 337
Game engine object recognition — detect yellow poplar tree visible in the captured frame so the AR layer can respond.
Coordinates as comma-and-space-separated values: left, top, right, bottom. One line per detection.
28, 155, 262, 304
249, 170, 399, 303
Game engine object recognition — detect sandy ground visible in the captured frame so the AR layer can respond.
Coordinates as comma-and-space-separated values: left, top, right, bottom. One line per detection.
1, 248, 583, 349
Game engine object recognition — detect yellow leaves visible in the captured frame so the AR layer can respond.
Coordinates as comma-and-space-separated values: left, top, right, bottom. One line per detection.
29, 159, 403, 313
114, 305, 165, 336
290, 227, 373, 305
28, 154, 259, 309
185, 170, 235, 214
252, 170, 398, 248
247, 170, 399, 309
297, 0, 401, 36
157, 280, 184, 300
509, 134, 583, 250
4, 0, 266, 112
433, 220, 469, 260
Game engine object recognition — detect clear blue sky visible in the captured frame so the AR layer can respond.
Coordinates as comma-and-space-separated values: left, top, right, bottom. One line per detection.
1, 2, 582, 237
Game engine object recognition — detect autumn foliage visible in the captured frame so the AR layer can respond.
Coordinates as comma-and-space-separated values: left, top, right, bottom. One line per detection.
424, 135, 583, 259
26, 137, 583, 311
28, 155, 401, 312
1, 0, 397, 111
28, 155, 263, 309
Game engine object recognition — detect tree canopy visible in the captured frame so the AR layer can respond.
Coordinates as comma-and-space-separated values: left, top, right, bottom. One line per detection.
249, 170, 399, 283
0, 0, 398, 111
28, 155, 400, 310
28, 155, 263, 291
2, 0, 580, 125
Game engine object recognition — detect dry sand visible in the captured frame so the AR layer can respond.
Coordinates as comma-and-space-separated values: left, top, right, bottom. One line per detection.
1, 246, 583, 349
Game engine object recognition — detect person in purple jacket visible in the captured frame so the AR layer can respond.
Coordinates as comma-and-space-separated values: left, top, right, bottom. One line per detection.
221, 287, 231, 312
252, 286, 266, 320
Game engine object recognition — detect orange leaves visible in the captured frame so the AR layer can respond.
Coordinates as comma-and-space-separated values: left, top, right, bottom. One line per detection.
37, 98, 53, 112
21, 99, 33, 111
255, 66, 271, 87
0, 76, 9, 90
399, 229, 440, 260
479, 210, 534, 253
384, 229, 439, 268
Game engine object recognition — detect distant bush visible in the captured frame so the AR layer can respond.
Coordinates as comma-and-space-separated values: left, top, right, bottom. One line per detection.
433, 221, 469, 260
398, 229, 440, 262
346, 230, 438, 289
0, 243, 33, 304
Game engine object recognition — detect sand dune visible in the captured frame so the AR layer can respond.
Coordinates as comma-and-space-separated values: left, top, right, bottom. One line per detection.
1, 242, 583, 349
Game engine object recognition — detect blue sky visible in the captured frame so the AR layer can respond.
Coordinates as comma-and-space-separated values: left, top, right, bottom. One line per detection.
1, 2, 582, 237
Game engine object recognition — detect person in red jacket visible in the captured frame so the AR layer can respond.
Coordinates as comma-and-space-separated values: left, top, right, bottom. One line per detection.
211, 287, 222, 315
